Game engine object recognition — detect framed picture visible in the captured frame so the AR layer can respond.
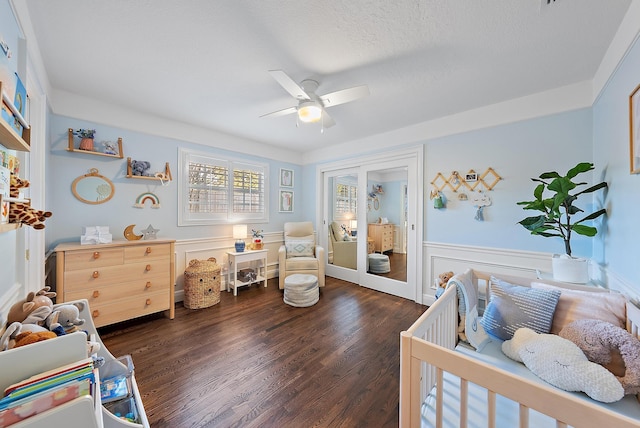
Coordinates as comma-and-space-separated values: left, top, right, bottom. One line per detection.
280, 168, 294, 187
629, 83, 640, 174
465, 172, 478, 182
279, 190, 294, 212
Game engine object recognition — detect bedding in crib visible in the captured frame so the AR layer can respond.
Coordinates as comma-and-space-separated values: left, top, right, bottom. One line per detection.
420, 340, 640, 428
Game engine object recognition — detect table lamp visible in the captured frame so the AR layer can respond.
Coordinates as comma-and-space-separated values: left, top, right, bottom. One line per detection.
233, 224, 247, 252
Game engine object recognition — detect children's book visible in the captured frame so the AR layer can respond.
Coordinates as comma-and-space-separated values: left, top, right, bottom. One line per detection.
0, 377, 91, 426
0, 358, 93, 406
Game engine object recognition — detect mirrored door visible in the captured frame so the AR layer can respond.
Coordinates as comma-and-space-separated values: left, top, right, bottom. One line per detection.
358, 158, 417, 300
323, 168, 359, 283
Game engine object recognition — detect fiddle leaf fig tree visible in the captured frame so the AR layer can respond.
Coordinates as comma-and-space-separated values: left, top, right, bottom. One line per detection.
517, 162, 608, 257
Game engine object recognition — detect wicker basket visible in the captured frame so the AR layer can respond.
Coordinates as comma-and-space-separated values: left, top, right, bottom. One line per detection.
183, 257, 221, 309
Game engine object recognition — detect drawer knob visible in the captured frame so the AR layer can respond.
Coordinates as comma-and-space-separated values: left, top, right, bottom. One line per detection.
145, 281, 152, 289
93, 251, 100, 259
92, 310, 100, 318
146, 247, 152, 254
145, 264, 152, 271
146, 298, 151, 306
92, 271, 100, 278
92, 290, 100, 298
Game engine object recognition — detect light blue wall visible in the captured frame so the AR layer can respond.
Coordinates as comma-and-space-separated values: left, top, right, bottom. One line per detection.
593, 34, 640, 287
424, 108, 595, 258
46, 115, 305, 249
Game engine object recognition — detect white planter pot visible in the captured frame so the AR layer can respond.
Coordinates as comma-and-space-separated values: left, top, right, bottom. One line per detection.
551, 254, 589, 283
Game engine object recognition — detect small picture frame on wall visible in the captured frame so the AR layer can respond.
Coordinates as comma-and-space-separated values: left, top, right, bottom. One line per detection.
629, 83, 640, 174
279, 190, 294, 213
280, 168, 294, 187
465, 172, 478, 182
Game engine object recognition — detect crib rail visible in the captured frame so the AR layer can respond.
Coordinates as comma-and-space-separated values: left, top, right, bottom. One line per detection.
399, 272, 640, 428
400, 284, 458, 428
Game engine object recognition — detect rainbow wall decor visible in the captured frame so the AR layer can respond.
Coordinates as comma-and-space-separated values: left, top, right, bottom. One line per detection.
134, 192, 160, 209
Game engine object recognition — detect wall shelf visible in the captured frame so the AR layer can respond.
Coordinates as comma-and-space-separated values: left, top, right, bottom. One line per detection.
0, 222, 21, 233
0, 81, 31, 152
67, 128, 123, 158
126, 157, 172, 182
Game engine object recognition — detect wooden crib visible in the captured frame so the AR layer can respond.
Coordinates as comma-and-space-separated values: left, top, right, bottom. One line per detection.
399, 269, 640, 428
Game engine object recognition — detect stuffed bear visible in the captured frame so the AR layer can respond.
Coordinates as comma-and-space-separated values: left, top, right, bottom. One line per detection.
47, 302, 85, 334
9, 174, 52, 230
131, 160, 151, 176
502, 327, 624, 403
434, 271, 454, 299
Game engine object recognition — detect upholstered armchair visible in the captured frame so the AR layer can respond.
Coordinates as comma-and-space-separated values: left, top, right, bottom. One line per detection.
328, 221, 357, 269
278, 221, 325, 289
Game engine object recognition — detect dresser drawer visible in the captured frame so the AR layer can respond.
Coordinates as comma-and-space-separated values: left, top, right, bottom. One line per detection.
88, 291, 170, 328
64, 277, 170, 303
64, 248, 124, 271
64, 261, 171, 291
124, 243, 172, 262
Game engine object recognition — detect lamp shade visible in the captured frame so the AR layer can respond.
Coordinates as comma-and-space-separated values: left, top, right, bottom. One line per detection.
233, 224, 247, 239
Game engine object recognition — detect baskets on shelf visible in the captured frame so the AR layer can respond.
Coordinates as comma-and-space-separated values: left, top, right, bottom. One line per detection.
183, 257, 221, 309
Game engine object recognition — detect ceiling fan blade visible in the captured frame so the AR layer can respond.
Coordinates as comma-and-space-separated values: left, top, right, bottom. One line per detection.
322, 109, 336, 128
260, 106, 297, 118
269, 70, 310, 101
320, 85, 369, 107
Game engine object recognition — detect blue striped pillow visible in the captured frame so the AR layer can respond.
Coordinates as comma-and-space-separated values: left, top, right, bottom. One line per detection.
480, 279, 561, 341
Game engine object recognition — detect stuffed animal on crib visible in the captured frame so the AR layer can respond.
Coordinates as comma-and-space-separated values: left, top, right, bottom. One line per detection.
434, 271, 454, 299
559, 319, 640, 395
9, 173, 52, 230
502, 327, 624, 403
46, 302, 86, 334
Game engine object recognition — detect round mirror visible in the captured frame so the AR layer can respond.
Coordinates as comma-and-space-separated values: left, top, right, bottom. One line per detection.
72, 168, 115, 204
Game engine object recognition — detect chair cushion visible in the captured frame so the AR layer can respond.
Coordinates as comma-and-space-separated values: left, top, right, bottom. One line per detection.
285, 237, 315, 258
285, 256, 319, 270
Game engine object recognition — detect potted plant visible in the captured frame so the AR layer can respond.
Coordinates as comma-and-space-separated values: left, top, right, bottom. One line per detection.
251, 229, 264, 250
516, 162, 608, 283
73, 128, 96, 151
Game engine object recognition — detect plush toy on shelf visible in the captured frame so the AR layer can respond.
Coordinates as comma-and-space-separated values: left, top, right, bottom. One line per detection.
9, 173, 52, 229
130, 160, 151, 176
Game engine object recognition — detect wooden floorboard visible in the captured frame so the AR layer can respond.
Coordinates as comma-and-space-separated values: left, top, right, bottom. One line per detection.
99, 276, 426, 428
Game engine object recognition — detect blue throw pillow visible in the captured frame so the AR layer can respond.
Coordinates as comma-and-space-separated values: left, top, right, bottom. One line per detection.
480, 278, 561, 341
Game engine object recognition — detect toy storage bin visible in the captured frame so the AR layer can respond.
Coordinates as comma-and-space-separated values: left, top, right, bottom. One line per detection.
183, 257, 221, 309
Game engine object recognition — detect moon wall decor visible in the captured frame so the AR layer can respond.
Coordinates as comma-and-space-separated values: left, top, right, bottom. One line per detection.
124, 224, 143, 241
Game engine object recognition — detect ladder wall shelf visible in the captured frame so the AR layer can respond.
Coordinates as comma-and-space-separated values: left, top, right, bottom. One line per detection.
0, 81, 31, 152
67, 128, 124, 159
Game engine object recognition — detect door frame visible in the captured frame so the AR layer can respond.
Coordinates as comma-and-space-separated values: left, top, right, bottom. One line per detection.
316, 145, 424, 303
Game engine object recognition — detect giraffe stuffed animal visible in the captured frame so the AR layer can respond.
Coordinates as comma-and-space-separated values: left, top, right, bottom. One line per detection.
9, 174, 52, 229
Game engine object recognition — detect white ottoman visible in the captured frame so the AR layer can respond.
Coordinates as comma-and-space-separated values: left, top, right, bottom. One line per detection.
284, 274, 319, 307
368, 253, 390, 274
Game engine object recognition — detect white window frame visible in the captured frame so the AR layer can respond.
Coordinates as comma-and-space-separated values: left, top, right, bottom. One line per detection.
333, 177, 357, 221
178, 148, 269, 226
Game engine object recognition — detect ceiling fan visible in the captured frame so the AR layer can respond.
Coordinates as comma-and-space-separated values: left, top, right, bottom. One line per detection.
261, 70, 370, 129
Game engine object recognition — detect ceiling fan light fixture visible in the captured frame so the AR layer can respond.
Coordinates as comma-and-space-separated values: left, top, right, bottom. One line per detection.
298, 101, 323, 123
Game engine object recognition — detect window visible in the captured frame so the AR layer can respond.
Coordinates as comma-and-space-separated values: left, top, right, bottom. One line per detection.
334, 178, 357, 220
178, 148, 268, 225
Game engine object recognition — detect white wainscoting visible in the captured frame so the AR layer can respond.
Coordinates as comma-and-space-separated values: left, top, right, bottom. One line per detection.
174, 231, 283, 303
423, 242, 553, 305
422, 242, 639, 306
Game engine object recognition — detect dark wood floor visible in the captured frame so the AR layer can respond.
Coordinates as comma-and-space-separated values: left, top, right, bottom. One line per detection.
370, 252, 406, 282
99, 276, 425, 428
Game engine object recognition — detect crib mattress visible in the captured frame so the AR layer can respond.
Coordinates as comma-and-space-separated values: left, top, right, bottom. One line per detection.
421, 340, 640, 428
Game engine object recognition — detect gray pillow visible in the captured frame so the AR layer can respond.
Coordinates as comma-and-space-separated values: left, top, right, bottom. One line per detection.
480, 277, 561, 341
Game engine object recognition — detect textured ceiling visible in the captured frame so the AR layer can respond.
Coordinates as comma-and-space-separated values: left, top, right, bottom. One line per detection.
23, 0, 631, 155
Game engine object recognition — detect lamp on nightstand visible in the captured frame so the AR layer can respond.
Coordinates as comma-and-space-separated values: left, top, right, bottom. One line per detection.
233, 224, 247, 252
